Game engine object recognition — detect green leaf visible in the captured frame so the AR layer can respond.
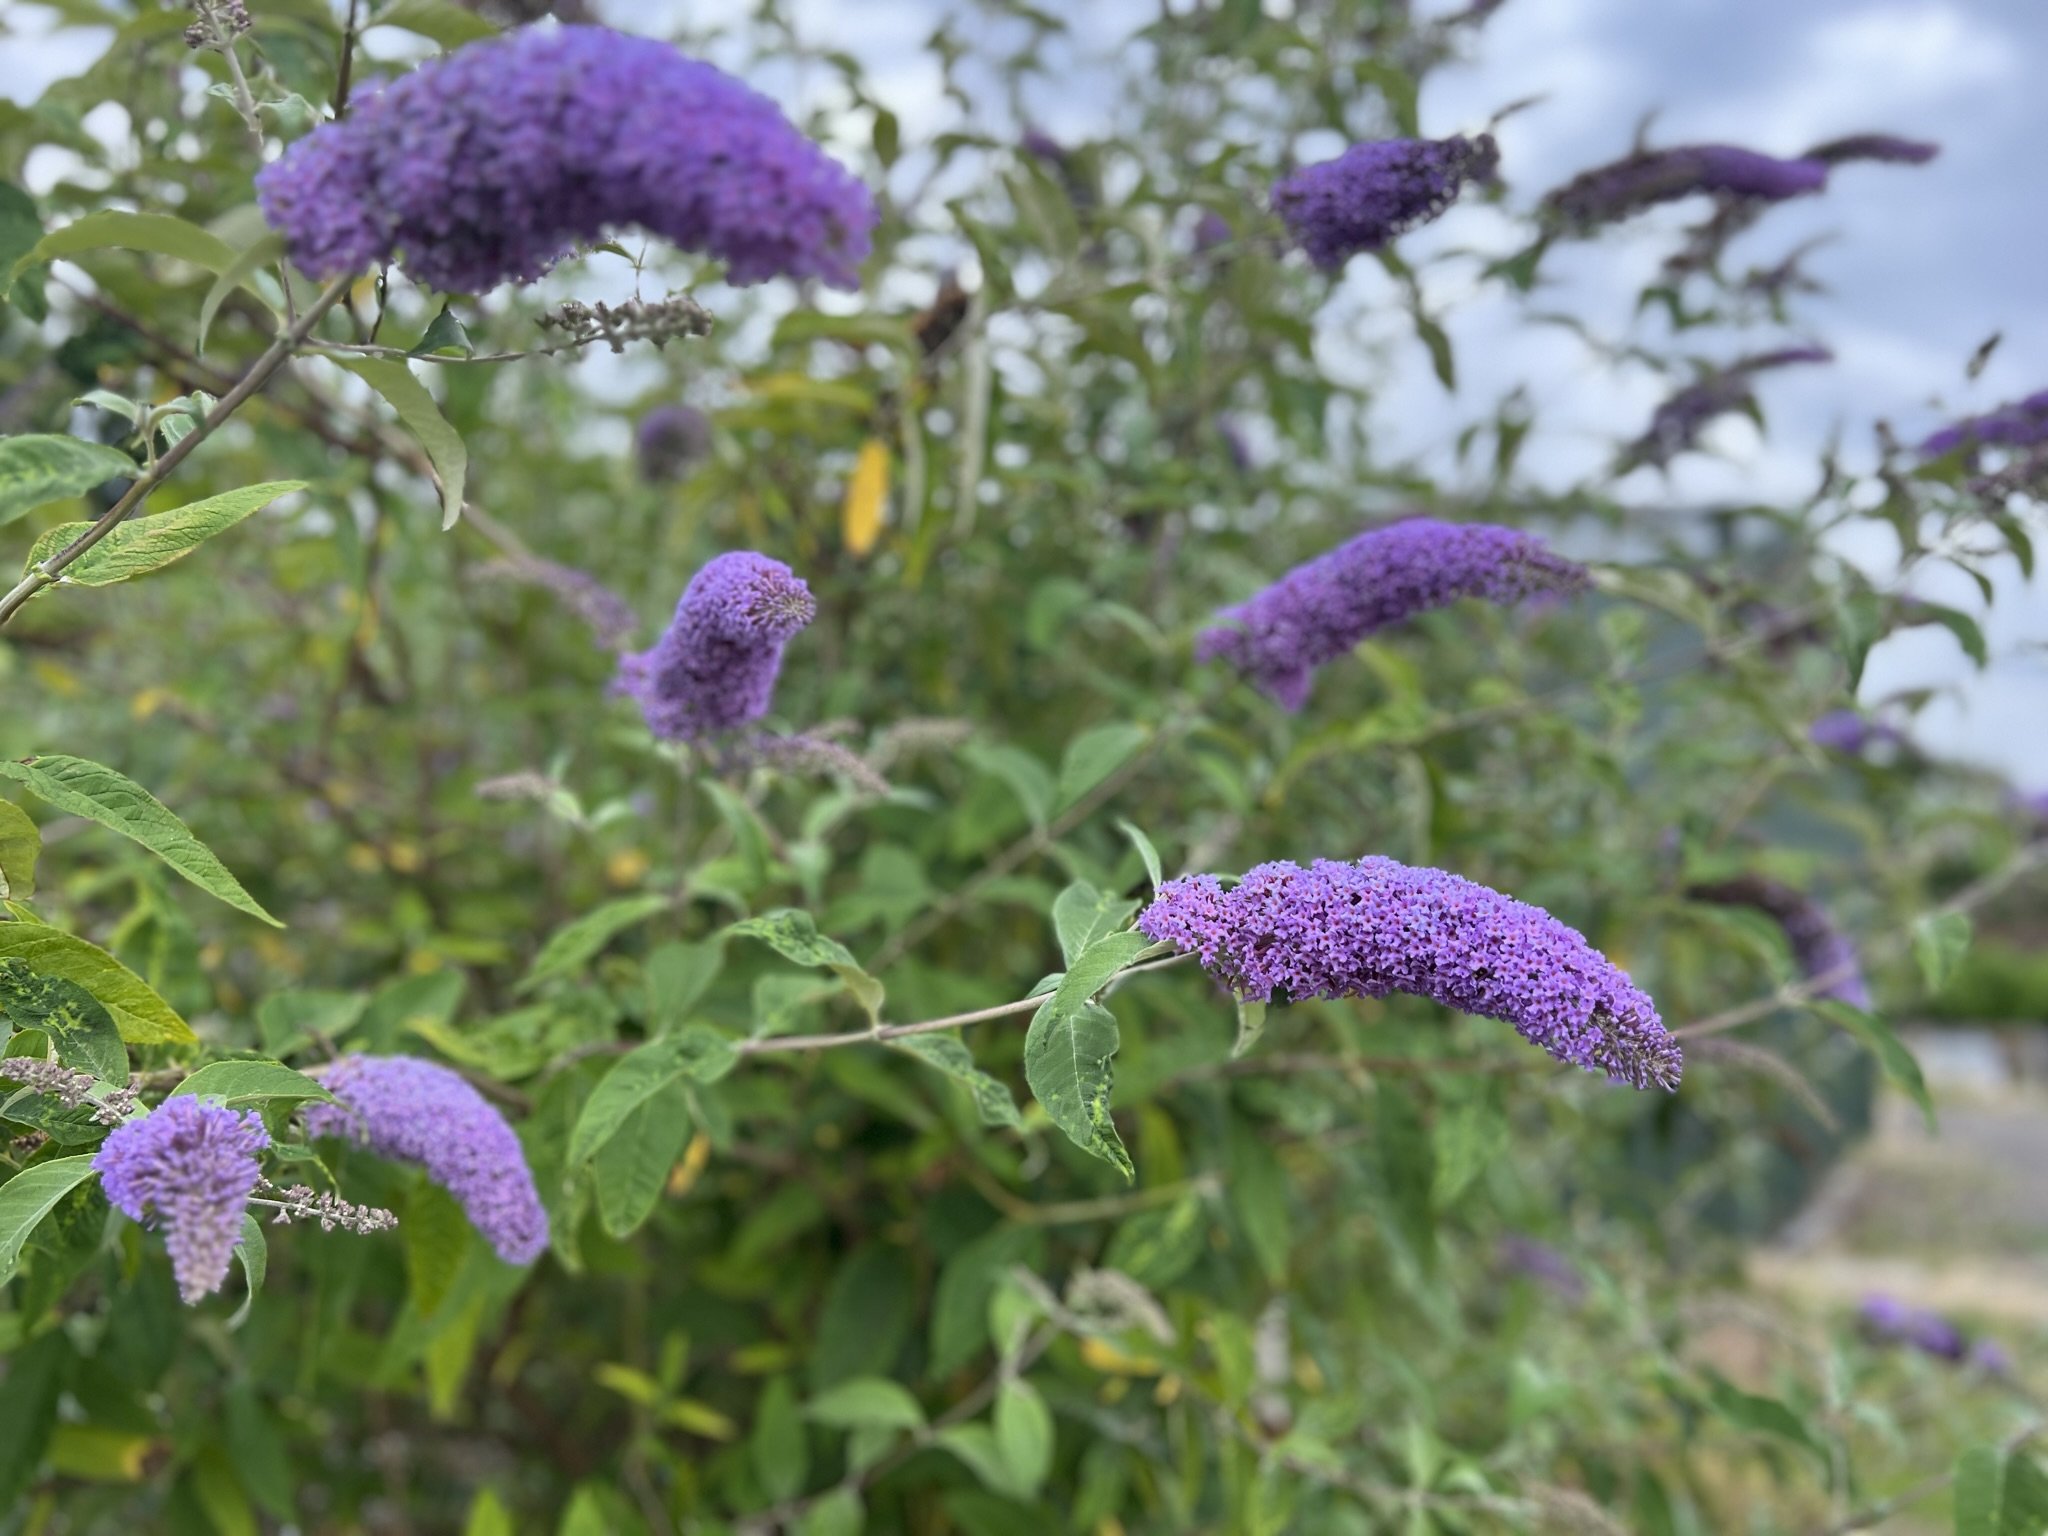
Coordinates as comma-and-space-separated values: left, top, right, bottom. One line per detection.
0, 1332, 66, 1511
228, 1213, 266, 1330
1050, 881, 1138, 967
519, 894, 669, 994
465, 1490, 515, 1536
646, 939, 724, 1026
403, 1181, 470, 1318
73, 389, 141, 426
963, 741, 1056, 828
936, 1423, 1033, 1501
1055, 723, 1149, 812
797, 1488, 865, 1536
0, 755, 280, 926
0, 923, 192, 1044
568, 1035, 694, 1167
410, 305, 474, 359
0, 181, 44, 320
375, 0, 499, 48
1955, 1443, 2048, 1536
197, 231, 285, 355
1835, 589, 1884, 691
170, 1058, 337, 1108
7, 210, 242, 296
1913, 601, 1990, 668
592, 1083, 691, 1238
1231, 999, 1267, 1060
888, 1034, 1023, 1130
0, 1155, 99, 1286
333, 356, 468, 529
0, 434, 135, 531
24, 480, 305, 588
1705, 1376, 1825, 1466
727, 909, 884, 1023
1814, 1000, 1935, 1132
1115, 818, 1163, 891
0, 960, 126, 1083
806, 1377, 927, 1433
751, 1377, 809, 1504
1023, 997, 1131, 1178
994, 1379, 1054, 1498
1051, 930, 1154, 1009
0, 801, 35, 901
1914, 910, 1973, 995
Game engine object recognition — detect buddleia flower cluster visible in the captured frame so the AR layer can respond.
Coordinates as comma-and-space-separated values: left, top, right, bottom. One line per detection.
1689, 874, 1870, 1007
1622, 347, 1832, 469
1272, 135, 1498, 268
303, 1055, 549, 1265
1543, 143, 1827, 232
1137, 857, 1683, 1090
256, 25, 877, 294
1921, 388, 2048, 459
615, 552, 817, 741
1197, 518, 1588, 709
93, 1096, 269, 1303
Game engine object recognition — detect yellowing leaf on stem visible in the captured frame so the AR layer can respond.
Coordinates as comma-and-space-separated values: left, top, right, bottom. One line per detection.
842, 437, 890, 556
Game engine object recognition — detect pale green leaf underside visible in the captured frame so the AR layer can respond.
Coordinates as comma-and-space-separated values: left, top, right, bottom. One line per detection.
24, 481, 305, 587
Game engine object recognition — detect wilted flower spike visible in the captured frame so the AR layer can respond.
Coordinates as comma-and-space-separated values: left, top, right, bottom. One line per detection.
614, 552, 816, 741
1197, 518, 1587, 710
93, 1096, 269, 1304
255, 25, 877, 293
1272, 135, 1497, 267
1803, 134, 1940, 167
1543, 144, 1827, 232
303, 1055, 548, 1265
1138, 857, 1682, 1090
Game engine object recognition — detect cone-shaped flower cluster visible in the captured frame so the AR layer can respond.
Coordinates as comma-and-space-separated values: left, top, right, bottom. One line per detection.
614, 552, 816, 741
93, 1096, 269, 1303
256, 25, 876, 293
1272, 135, 1497, 268
1197, 518, 1587, 710
1137, 857, 1683, 1090
303, 1055, 548, 1265
1543, 144, 1826, 232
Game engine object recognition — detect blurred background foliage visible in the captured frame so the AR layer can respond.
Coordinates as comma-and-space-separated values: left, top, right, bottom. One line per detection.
1, 0, 2045, 1532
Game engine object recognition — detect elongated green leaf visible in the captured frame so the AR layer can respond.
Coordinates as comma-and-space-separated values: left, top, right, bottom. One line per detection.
796, 1489, 863, 1536
889, 1033, 1023, 1129
0, 181, 43, 321
229, 1213, 266, 1330
1050, 880, 1137, 968
1023, 996, 1131, 1178
807, 1377, 926, 1432
994, 1379, 1054, 1497
1115, 817, 1163, 891
171, 1058, 336, 1108
1815, 1000, 1935, 1131
1050, 930, 1154, 1012
1056, 722, 1149, 812
376, 0, 499, 47
1231, 998, 1267, 1059
1914, 910, 1973, 994
24, 480, 306, 588
0, 960, 125, 1083
8, 210, 240, 295
197, 232, 284, 355
334, 356, 467, 528
0, 924, 192, 1044
0, 434, 136, 531
592, 1084, 691, 1238
0, 755, 280, 926
750, 1377, 809, 1504
568, 1036, 692, 1166
519, 894, 669, 994
727, 909, 884, 1022
1955, 1443, 2048, 1536
0, 1155, 99, 1286
403, 1182, 469, 1318
1704, 1376, 1825, 1465
0, 800, 38, 900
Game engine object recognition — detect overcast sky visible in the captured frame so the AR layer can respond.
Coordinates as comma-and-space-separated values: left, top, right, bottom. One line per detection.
8, 0, 2043, 784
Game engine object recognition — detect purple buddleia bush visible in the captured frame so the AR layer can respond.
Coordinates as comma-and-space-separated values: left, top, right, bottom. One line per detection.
1137, 857, 1683, 1090
1624, 347, 1832, 469
1272, 135, 1498, 267
1197, 518, 1588, 709
93, 1097, 269, 1303
303, 1055, 548, 1265
1922, 388, 2048, 459
614, 552, 816, 741
1543, 143, 1827, 232
256, 26, 877, 293
1689, 874, 1871, 1007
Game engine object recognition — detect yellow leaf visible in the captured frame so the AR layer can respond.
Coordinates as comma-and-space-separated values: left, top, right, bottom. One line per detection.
606, 848, 651, 888
841, 437, 890, 557
46, 1424, 158, 1482
1080, 1337, 1162, 1377
661, 1397, 738, 1440
666, 1130, 712, 1199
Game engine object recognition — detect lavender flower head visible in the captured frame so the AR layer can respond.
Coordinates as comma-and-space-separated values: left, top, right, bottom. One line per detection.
1859, 1295, 1967, 1361
255, 26, 877, 294
1272, 135, 1497, 268
93, 1096, 269, 1303
614, 552, 816, 741
1921, 389, 2048, 459
1198, 518, 1588, 710
1137, 857, 1683, 1090
1803, 134, 1941, 167
1543, 144, 1827, 232
1689, 875, 1870, 1008
1624, 347, 1832, 469
636, 403, 714, 484
303, 1055, 548, 1265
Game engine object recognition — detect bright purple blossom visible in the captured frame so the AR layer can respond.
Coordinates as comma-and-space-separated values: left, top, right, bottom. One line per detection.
1137, 857, 1682, 1090
614, 552, 815, 741
1197, 518, 1587, 710
1272, 135, 1498, 268
636, 404, 713, 484
1543, 144, 1827, 232
1921, 389, 2048, 459
303, 1055, 548, 1265
1625, 347, 1832, 468
1689, 875, 1870, 1008
1860, 1295, 1967, 1361
1803, 134, 1940, 167
255, 26, 876, 294
93, 1096, 269, 1304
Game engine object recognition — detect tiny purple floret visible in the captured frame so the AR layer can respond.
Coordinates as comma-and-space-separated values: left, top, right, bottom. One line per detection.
1272, 135, 1498, 268
614, 551, 816, 741
93, 1096, 269, 1304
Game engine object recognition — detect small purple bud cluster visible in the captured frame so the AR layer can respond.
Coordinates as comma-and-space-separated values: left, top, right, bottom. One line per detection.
1543, 144, 1827, 232
1921, 389, 2048, 459
635, 404, 715, 485
1624, 347, 1832, 469
1137, 857, 1683, 1090
93, 1096, 268, 1303
1689, 874, 1870, 1008
1859, 1295, 2006, 1372
614, 552, 817, 741
1272, 135, 1498, 268
1, 1056, 137, 1125
303, 1054, 549, 1265
255, 26, 877, 294
1197, 518, 1588, 710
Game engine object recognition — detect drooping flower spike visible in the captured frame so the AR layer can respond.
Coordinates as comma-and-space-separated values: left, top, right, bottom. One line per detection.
93, 1096, 269, 1303
1272, 135, 1498, 268
1138, 857, 1683, 1090
303, 1055, 549, 1265
256, 25, 877, 294
1688, 874, 1870, 1007
1802, 134, 1940, 167
614, 551, 817, 742
1197, 518, 1587, 710
1542, 144, 1827, 233
1623, 347, 1833, 469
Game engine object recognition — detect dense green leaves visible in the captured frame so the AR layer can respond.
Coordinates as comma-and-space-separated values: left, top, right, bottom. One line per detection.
23, 480, 306, 588
0, 960, 126, 1084
1954, 1444, 2048, 1536
0, 434, 136, 530
727, 909, 885, 1023
0, 800, 39, 900
521, 894, 671, 993
0, 1155, 99, 1287
170, 1059, 336, 1108
0, 924, 192, 1044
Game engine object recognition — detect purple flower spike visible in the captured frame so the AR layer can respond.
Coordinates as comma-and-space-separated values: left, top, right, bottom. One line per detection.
256, 26, 877, 293
1809, 710, 1906, 757
1625, 347, 1832, 469
1197, 518, 1587, 710
304, 1055, 548, 1265
1543, 144, 1827, 232
1803, 134, 1940, 167
1922, 389, 2048, 459
1137, 857, 1682, 1091
1272, 135, 1498, 268
614, 551, 816, 741
1689, 875, 1870, 1008
1860, 1295, 1967, 1361
94, 1097, 269, 1304
636, 404, 714, 485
